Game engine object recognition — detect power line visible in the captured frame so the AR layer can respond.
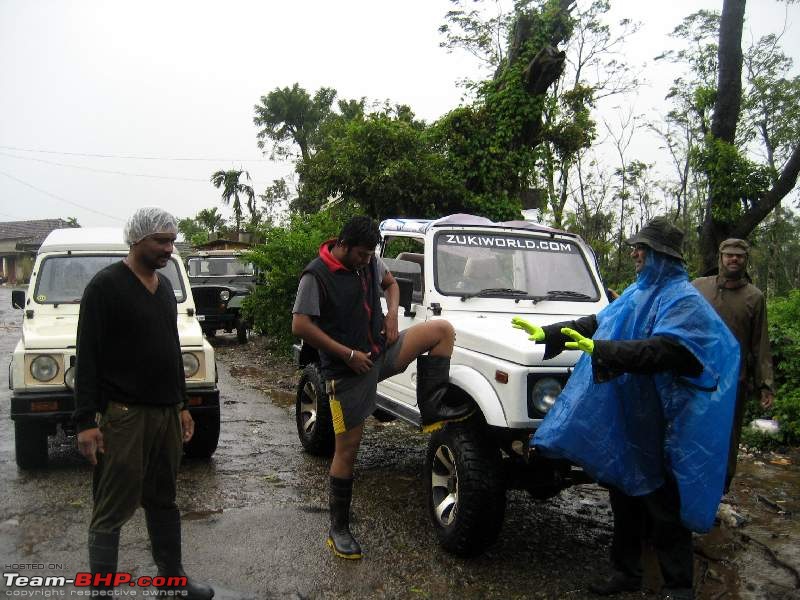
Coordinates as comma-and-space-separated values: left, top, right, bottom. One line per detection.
0, 169, 125, 222
0, 151, 211, 182
0, 151, 275, 185
0, 144, 266, 162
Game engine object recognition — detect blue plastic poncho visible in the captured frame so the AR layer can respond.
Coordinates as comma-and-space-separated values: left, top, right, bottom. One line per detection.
532, 251, 739, 532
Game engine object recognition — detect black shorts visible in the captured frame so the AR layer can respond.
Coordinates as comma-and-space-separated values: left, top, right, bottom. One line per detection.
325, 331, 408, 434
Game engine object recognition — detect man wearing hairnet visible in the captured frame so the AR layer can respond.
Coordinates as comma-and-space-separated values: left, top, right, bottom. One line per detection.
693, 238, 775, 493
512, 217, 739, 600
74, 207, 214, 599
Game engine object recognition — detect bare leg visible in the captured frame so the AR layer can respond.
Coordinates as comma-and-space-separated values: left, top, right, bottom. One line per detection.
330, 423, 364, 479
394, 320, 455, 369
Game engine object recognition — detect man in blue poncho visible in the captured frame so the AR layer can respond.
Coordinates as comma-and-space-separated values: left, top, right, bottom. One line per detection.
512, 217, 739, 600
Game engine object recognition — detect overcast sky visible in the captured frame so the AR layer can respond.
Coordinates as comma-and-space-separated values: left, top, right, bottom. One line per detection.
1, 0, 798, 229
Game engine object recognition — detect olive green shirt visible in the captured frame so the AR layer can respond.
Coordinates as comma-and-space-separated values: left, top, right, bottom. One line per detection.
692, 276, 775, 393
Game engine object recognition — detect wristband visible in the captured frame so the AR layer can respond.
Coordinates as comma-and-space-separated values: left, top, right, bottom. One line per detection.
347, 349, 355, 362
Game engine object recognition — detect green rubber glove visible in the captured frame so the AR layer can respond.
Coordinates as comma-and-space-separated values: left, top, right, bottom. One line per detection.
562, 327, 594, 355
511, 317, 545, 342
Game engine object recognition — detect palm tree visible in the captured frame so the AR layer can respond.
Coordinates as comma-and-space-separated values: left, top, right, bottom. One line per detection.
210, 169, 255, 233
195, 207, 225, 234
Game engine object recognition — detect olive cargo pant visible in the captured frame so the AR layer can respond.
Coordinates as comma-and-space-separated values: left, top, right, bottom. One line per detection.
90, 402, 182, 532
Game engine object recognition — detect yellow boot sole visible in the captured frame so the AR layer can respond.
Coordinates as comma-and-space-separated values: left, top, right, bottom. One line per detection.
326, 536, 362, 560
421, 409, 476, 433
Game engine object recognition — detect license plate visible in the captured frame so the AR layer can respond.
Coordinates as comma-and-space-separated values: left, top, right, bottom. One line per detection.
196, 315, 205, 321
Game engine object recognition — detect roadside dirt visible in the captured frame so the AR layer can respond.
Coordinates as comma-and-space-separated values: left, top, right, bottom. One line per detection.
214, 334, 800, 600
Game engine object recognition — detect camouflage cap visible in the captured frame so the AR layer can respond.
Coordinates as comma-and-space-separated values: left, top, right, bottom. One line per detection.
625, 216, 684, 261
719, 238, 749, 255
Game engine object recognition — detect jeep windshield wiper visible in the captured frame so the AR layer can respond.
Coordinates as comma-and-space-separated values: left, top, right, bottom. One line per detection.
460, 288, 529, 301
546, 290, 593, 300
527, 290, 593, 304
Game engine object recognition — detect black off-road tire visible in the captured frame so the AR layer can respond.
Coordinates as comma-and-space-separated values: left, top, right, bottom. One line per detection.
296, 363, 335, 457
425, 421, 506, 557
183, 410, 220, 459
14, 421, 49, 469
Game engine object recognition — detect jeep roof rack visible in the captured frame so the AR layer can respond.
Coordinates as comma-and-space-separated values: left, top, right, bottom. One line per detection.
380, 214, 577, 239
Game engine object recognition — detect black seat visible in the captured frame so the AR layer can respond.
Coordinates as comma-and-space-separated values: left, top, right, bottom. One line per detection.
395, 252, 425, 302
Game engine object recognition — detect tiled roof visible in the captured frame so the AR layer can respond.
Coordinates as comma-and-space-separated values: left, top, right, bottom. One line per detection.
0, 219, 78, 244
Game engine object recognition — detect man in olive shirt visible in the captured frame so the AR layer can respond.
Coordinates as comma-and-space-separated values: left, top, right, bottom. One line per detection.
75, 207, 213, 599
693, 238, 775, 492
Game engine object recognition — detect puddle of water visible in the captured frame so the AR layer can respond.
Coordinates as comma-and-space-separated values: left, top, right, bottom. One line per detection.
267, 389, 295, 408
229, 365, 265, 379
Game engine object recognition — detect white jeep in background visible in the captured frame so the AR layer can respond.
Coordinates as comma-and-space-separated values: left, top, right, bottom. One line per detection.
295, 214, 608, 556
8, 228, 221, 469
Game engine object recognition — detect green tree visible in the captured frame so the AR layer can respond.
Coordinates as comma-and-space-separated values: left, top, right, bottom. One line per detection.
441, 1, 639, 227
258, 2, 576, 222
259, 178, 292, 226
431, 0, 577, 220
177, 216, 208, 246
253, 84, 337, 161
298, 107, 467, 219
195, 207, 225, 234
242, 209, 352, 351
654, 2, 800, 274
210, 169, 255, 233
695, 0, 800, 273
749, 206, 800, 297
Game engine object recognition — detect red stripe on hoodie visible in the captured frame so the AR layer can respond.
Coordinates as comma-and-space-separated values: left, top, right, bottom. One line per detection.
319, 239, 348, 272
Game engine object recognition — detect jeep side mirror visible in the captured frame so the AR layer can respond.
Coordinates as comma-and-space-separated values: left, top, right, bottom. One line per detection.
12, 289, 25, 309
395, 278, 415, 317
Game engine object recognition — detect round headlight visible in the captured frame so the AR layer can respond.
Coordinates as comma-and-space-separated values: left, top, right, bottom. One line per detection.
31, 355, 59, 382
64, 366, 76, 390
182, 353, 200, 378
531, 377, 562, 414
220, 290, 230, 302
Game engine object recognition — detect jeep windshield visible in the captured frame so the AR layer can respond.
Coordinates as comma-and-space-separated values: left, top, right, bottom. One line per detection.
34, 255, 186, 304
434, 231, 600, 301
187, 257, 254, 277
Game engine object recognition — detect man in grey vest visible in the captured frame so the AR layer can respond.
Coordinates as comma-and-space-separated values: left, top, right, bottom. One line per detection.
292, 215, 472, 559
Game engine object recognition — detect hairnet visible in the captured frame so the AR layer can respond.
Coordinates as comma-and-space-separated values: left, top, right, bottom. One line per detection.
123, 207, 178, 245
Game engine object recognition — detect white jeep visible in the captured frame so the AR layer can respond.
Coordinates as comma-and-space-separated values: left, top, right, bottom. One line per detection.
8, 228, 221, 469
294, 214, 607, 556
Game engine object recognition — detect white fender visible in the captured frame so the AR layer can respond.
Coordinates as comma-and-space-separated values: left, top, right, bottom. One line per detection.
448, 364, 507, 427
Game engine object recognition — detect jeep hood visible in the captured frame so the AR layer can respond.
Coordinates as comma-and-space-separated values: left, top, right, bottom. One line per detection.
21, 314, 204, 349
446, 312, 582, 367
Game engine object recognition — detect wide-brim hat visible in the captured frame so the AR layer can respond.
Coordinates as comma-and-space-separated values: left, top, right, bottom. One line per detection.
625, 216, 684, 261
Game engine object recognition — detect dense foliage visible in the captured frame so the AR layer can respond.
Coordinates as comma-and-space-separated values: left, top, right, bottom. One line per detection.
766, 290, 800, 444
241, 209, 352, 353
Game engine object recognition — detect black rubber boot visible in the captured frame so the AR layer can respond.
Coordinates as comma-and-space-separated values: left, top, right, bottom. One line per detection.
416, 355, 474, 433
146, 508, 214, 600
327, 476, 362, 559
588, 570, 641, 595
88, 529, 119, 592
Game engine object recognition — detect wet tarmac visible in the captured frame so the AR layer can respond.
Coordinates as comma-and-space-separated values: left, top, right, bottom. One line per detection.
1, 286, 798, 599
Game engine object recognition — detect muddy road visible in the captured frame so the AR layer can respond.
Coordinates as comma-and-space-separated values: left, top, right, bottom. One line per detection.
0, 285, 798, 599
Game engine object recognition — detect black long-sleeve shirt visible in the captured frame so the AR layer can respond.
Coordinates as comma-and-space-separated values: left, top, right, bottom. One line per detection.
542, 315, 703, 382
73, 261, 186, 432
